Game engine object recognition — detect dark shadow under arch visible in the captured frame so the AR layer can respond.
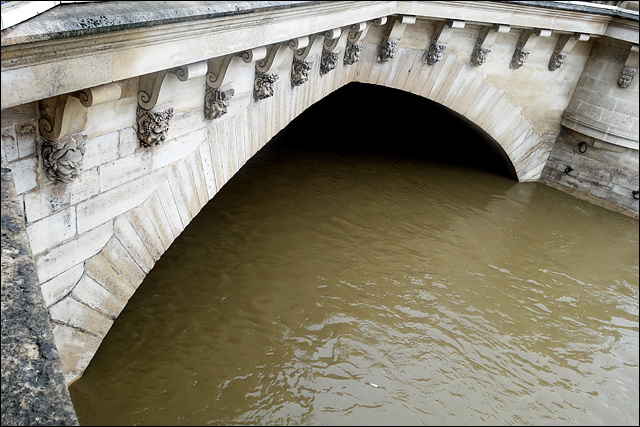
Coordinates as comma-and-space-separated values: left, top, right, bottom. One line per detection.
273, 82, 518, 180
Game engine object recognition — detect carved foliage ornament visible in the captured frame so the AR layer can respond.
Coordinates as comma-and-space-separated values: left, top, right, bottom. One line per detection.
426, 43, 446, 65
42, 134, 87, 183
291, 58, 312, 86
204, 86, 235, 120
136, 106, 174, 147
618, 66, 637, 88
254, 71, 279, 100
378, 39, 398, 62
548, 52, 567, 71
320, 49, 339, 75
510, 48, 529, 69
470, 46, 491, 67
344, 42, 362, 65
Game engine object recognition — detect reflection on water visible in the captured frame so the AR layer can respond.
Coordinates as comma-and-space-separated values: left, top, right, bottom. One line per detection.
69, 137, 638, 425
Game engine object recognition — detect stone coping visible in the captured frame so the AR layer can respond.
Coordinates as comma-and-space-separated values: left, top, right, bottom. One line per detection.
505, 0, 639, 20
0, 0, 323, 46
1, 145, 79, 426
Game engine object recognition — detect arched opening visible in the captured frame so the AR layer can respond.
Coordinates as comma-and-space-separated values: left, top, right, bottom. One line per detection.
274, 82, 518, 180
68, 77, 639, 427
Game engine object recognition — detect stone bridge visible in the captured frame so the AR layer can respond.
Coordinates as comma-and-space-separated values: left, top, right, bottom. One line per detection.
1, 0, 638, 423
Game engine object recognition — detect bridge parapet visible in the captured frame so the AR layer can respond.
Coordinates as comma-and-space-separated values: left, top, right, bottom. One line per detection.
1, 0, 638, 401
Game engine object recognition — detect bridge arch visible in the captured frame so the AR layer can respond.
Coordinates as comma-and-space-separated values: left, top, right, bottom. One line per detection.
42, 36, 545, 384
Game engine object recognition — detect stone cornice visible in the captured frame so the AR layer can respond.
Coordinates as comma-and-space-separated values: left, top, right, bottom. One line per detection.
1, 0, 639, 109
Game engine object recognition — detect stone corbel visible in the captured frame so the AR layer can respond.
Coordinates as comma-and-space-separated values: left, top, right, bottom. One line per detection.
254, 43, 290, 100
39, 81, 125, 142
206, 48, 267, 116
425, 20, 465, 65
548, 33, 590, 71
38, 82, 124, 183
289, 37, 312, 86
378, 15, 416, 62
137, 61, 206, 146
344, 22, 368, 66
320, 28, 343, 75
618, 44, 639, 88
470, 24, 510, 67
510, 28, 552, 69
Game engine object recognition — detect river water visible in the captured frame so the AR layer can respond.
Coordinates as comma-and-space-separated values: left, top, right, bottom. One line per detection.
69, 86, 638, 426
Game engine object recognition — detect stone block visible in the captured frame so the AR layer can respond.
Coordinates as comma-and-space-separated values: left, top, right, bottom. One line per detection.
51, 323, 103, 385
189, 149, 209, 208
82, 131, 120, 171
26, 206, 76, 255
76, 168, 165, 234
39, 263, 84, 308
48, 296, 113, 337
35, 221, 112, 283
177, 158, 201, 220
113, 214, 155, 274
143, 192, 175, 249
10, 155, 38, 195
100, 236, 146, 290
71, 274, 126, 319
23, 168, 100, 223
99, 152, 151, 193
118, 127, 137, 157
150, 127, 207, 172
15, 120, 37, 158
85, 252, 136, 302
166, 162, 193, 227
1, 126, 19, 162
198, 139, 218, 200
155, 178, 185, 238
125, 205, 165, 260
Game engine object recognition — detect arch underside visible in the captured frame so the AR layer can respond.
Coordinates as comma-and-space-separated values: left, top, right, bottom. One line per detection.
46, 42, 547, 384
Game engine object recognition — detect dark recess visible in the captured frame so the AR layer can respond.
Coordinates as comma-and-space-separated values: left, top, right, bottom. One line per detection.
271, 82, 518, 180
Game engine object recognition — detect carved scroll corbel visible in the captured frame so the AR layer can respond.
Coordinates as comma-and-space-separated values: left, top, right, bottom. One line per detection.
344, 22, 368, 65
205, 48, 266, 119
136, 65, 192, 146
548, 33, 590, 71
253, 43, 289, 100
38, 82, 125, 182
618, 44, 639, 88
425, 20, 465, 65
510, 28, 552, 69
379, 15, 416, 62
39, 81, 125, 141
289, 37, 313, 86
320, 28, 344, 75
470, 24, 510, 67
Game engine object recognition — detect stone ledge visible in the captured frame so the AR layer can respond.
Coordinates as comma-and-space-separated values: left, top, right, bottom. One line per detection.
1, 145, 79, 426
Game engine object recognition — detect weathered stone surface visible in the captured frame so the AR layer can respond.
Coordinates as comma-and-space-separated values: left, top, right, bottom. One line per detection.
26, 207, 76, 256
39, 264, 84, 308
100, 236, 146, 289
23, 168, 100, 223
71, 274, 126, 319
84, 252, 136, 303
113, 214, 156, 274
1, 146, 78, 426
35, 221, 112, 284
